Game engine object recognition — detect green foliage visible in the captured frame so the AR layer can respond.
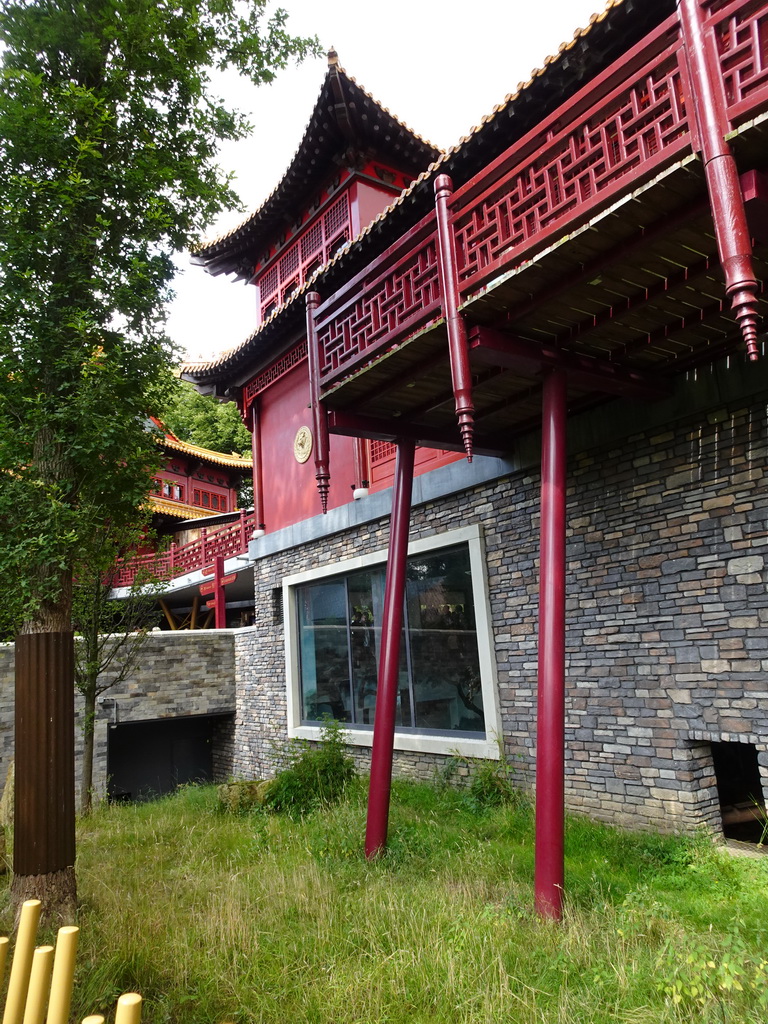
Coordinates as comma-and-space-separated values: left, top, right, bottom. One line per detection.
437, 748, 522, 808
655, 929, 768, 1013
163, 380, 251, 458
264, 718, 357, 817
0, 0, 317, 632
216, 779, 274, 813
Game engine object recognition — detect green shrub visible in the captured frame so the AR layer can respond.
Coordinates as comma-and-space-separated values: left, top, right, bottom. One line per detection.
437, 747, 521, 809
264, 717, 356, 817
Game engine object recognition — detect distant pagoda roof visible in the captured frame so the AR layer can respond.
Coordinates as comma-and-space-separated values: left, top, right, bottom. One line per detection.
151, 418, 252, 469
191, 51, 443, 281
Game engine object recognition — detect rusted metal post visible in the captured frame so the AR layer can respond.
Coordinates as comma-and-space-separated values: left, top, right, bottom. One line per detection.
434, 174, 475, 460
306, 291, 331, 513
14, 635, 75, 893
678, 0, 761, 360
535, 368, 568, 920
365, 438, 416, 858
250, 400, 266, 533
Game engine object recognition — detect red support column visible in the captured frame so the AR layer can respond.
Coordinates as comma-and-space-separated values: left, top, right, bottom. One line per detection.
678, 0, 761, 360
535, 368, 568, 920
213, 555, 226, 630
250, 399, 266, 534
434, 174, 475, 460
365, 438, 416, 858
306, 291, 331, 512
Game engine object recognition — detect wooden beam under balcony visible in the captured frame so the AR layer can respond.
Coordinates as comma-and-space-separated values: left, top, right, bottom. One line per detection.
327, 410, 508, 458
468, 327, 671, 401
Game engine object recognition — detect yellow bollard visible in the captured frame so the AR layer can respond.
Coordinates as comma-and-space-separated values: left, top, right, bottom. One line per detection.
114, 994, 141, 1024
45, 927, 78, 1024
22, 947, 54, 1024
3, 900, 42, 1024
81, 1018, 104, 1024
0, 936, 10, 991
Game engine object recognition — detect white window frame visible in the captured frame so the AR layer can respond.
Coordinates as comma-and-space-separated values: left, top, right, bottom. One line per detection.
283, 524, 502, 759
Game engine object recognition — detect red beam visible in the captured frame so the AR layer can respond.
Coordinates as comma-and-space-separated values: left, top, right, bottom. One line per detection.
535, 368, 568, 921
434, 174, 475, 459
306, 291, 331, 512
469, 327, 670, 400
251, 399, 266, 534
365, 439, 416, 858
327, 409, 507, 458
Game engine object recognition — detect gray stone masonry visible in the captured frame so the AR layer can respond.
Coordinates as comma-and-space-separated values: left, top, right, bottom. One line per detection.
230, 357, 768, 835
0, 630, 236, 807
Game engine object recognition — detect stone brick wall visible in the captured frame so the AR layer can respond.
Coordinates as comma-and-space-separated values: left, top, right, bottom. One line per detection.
228, 365, 768, 835
0, 630, 237, 806
3, 364, 768, 836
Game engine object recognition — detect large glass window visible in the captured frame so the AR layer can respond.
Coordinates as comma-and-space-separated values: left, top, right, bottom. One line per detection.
296, 545, 485, 736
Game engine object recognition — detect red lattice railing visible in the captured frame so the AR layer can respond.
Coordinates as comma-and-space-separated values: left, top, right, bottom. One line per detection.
317, 216, 441, 387
713, 0, 768, 122
314, 0, 768, 393
112, 512, 258, 589
452, 21, 689, 294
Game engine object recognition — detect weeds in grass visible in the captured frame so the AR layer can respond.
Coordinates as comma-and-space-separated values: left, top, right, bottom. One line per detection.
263, 717, 356, 817
2, 779, 766, 1024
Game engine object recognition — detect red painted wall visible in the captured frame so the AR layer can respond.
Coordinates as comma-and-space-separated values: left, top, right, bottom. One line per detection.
258, 363, 358, 531
367, 442, 463, 492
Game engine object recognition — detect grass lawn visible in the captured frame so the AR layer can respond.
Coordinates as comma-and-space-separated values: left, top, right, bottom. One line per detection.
1, 778, 766, 1023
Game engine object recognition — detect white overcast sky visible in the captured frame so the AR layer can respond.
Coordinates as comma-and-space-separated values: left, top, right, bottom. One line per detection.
167, 0, 608, 362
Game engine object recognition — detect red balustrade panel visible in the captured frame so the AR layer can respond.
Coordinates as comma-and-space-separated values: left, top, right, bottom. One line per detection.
453, 22, 690, 296
712, 0, 768, 123
114, 514, 257, 590
316, 221, 441, 388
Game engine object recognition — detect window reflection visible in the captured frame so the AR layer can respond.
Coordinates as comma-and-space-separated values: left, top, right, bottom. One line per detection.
296, 545, 484, 736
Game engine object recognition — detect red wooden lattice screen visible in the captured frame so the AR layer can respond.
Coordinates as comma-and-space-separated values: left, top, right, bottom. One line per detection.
313, 2, 768, 392
259, 194, 352, 321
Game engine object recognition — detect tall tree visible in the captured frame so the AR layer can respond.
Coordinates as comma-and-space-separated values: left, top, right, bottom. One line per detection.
0, 0, 316, 922
164, 380, 251, 458
72, 519, 166, 816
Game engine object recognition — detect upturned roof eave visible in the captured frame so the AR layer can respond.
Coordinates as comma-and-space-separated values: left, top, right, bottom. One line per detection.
192, 55, 442, 276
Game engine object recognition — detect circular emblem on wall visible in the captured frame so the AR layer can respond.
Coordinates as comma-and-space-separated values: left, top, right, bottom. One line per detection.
293, 425, 313, 464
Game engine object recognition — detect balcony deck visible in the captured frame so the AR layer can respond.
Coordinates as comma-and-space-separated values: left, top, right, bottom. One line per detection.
313, 0, 768, 454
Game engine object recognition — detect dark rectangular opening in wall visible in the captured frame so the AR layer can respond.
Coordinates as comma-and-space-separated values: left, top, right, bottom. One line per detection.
711, 740, 765, 843
107, 713, 231, 803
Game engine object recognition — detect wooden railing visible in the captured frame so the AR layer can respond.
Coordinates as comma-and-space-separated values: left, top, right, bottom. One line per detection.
315, 0, 768, 391
113, 511, 258, 589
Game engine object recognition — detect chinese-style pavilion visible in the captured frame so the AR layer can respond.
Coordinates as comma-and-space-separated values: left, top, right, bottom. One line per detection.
185, 0, 768, 917
148, 419, 250, 538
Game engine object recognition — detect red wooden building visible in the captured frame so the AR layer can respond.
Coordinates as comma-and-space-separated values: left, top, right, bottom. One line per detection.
182, 1, 768, 914
149, 419, 250, 537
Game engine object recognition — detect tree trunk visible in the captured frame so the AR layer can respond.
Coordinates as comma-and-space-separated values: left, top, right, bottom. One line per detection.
80, 690, 96, 816
11, 574, 77, 927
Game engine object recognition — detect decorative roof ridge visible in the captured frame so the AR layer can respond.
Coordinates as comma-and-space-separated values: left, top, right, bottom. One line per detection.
187, 0, 627, 378
161, 434, 252, 467
149, 415, 252, 466
193, 53, 442, 258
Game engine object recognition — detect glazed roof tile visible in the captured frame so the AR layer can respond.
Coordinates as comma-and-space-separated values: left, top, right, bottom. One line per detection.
161, 432, 252, 469
148, 496, 212, 520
